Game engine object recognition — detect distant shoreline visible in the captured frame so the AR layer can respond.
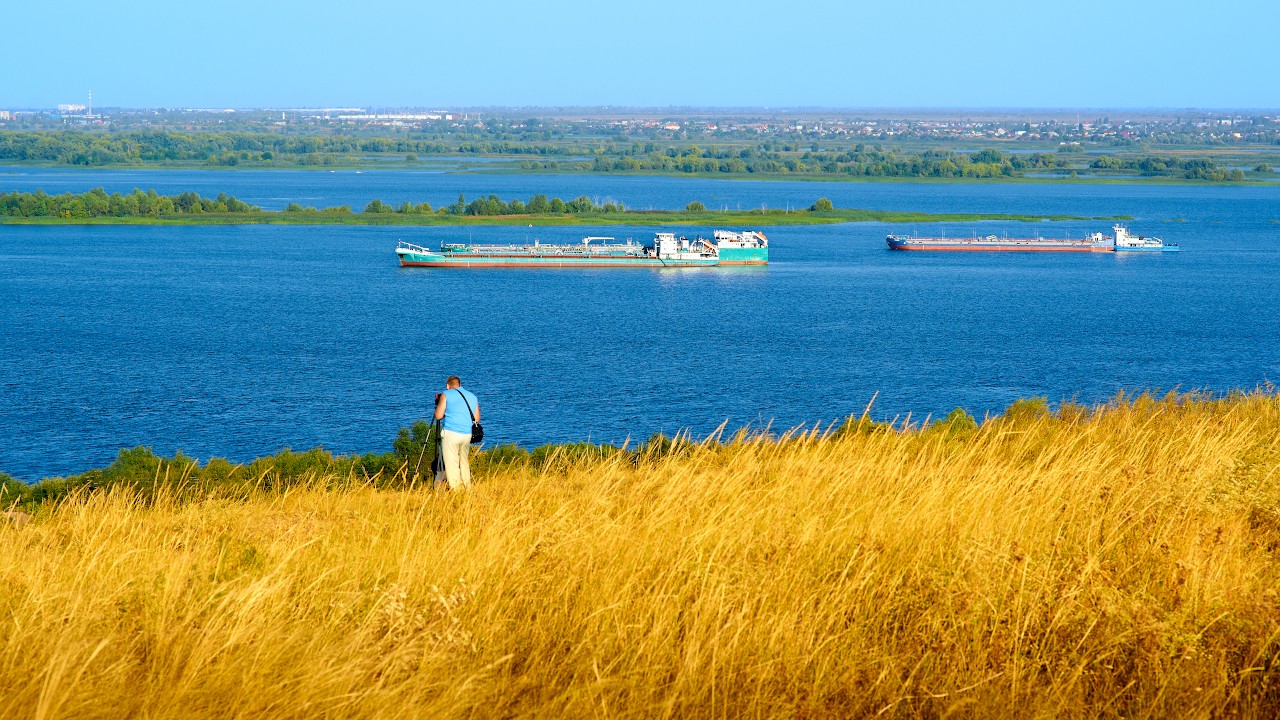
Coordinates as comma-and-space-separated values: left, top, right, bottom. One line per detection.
0, 209, 1130, 227
1, 161, 1273, 187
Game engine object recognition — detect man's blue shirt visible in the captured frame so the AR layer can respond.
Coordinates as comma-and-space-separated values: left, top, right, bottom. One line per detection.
442, 387, 479, 434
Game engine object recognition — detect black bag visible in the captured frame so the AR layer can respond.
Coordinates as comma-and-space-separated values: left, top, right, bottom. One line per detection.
455, 390, 484, 444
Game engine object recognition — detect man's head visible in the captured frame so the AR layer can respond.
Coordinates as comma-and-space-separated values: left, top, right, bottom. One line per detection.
446, 376, 461, 388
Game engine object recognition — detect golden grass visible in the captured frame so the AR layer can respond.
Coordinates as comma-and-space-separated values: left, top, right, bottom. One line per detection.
4, 393, 1280, 718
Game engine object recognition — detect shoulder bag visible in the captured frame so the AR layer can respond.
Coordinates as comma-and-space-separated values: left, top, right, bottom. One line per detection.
455, 390, 484, 444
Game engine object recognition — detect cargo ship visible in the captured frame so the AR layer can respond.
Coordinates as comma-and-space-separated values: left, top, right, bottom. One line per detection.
396, 230, 768, 268
886, 224, 1178, 253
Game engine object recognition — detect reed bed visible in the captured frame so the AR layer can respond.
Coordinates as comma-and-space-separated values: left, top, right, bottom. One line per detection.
3, 393, 1280, 718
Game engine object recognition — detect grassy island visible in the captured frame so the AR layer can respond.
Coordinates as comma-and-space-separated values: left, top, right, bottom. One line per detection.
0, 188, 1128, 227
3, 391, 1279, 717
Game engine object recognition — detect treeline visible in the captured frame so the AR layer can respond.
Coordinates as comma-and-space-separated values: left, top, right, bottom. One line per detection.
0, 131, 1254, 182
580, 146, 1065, 178
1090, 155, 1247, 181
355, 194, 648, 216
0, 188, 257, 218
0, 188, 839, 220
298, 193, 633, 217
353, 193, 835, 217
0, 131, 592, 167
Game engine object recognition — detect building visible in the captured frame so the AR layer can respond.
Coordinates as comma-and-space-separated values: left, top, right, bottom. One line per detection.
0, 111, 11, 121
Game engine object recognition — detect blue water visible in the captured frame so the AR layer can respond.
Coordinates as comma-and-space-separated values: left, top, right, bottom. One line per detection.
2, 168, 1279, 480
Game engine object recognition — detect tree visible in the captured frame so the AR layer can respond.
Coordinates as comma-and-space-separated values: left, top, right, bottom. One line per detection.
685, 201, 706, 212
810, 197, 834, 212
970, 149, 1006, 164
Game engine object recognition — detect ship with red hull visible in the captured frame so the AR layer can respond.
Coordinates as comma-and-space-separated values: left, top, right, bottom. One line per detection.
886, 225, 1177, 253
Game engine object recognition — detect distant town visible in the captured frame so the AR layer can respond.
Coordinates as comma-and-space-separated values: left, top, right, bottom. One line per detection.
1, 100, 1277, 183
2, 104, 1279, 148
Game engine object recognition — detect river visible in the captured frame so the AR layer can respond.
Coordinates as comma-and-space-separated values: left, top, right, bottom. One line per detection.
2, 168, 1278, 479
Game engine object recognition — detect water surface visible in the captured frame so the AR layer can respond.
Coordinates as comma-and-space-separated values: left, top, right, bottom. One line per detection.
2, 170, 1278, 479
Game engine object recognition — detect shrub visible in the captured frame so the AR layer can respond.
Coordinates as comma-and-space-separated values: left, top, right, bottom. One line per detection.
349, 452, 403, 480
474, 444, 531, 472
1, 472, 28, 505
1003, 397, 1051, 424
393, 420, 439, 482
927, 407, 978, 439
531, 442, 622, 470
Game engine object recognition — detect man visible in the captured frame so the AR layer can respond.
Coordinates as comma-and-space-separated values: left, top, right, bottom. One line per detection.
434, 375, 479, 490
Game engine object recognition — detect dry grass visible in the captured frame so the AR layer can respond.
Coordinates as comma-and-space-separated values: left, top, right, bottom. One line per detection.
3, 393, 1280, 718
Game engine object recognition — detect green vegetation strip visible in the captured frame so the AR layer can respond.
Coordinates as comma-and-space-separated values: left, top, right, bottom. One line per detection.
0, 129, 1269, 182
0, 188, 1127, 226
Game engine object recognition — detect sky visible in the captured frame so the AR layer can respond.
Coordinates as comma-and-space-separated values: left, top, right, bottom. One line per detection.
2, 0, 1276, 110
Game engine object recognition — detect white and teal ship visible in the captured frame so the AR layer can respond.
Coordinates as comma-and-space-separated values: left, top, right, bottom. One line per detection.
396, 230, 768, 268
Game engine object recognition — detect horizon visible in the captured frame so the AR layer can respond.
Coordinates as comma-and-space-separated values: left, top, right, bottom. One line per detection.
5, 105, 1278, 118
4, 0, 1277, 110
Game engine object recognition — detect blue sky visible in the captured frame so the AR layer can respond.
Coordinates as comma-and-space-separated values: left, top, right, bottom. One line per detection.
2, 0, 1275, 109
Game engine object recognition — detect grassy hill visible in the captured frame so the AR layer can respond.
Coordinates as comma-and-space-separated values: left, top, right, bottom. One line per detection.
2, 392, 1279, 717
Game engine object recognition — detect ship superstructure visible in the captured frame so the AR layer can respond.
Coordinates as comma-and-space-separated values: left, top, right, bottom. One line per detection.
712, 230, 769, 265
1108, 225, 1177, 252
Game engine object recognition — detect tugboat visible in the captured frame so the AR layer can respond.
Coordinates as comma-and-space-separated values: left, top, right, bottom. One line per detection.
1108, 225, 1179, 252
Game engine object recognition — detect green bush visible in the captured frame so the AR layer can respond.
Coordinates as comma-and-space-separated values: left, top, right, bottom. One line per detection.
635, 433, 696, 460
1, 472, 29, 506
531, 442, 623, 470
348, 452, 403, 480
927, 407, 979, 439
1003, 397, 1051, 424
248, 447, 333, 481
474, 444, 531, 472
25, 476, 78, 505
391, 420, 439, 483
201, 457, 240, 485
